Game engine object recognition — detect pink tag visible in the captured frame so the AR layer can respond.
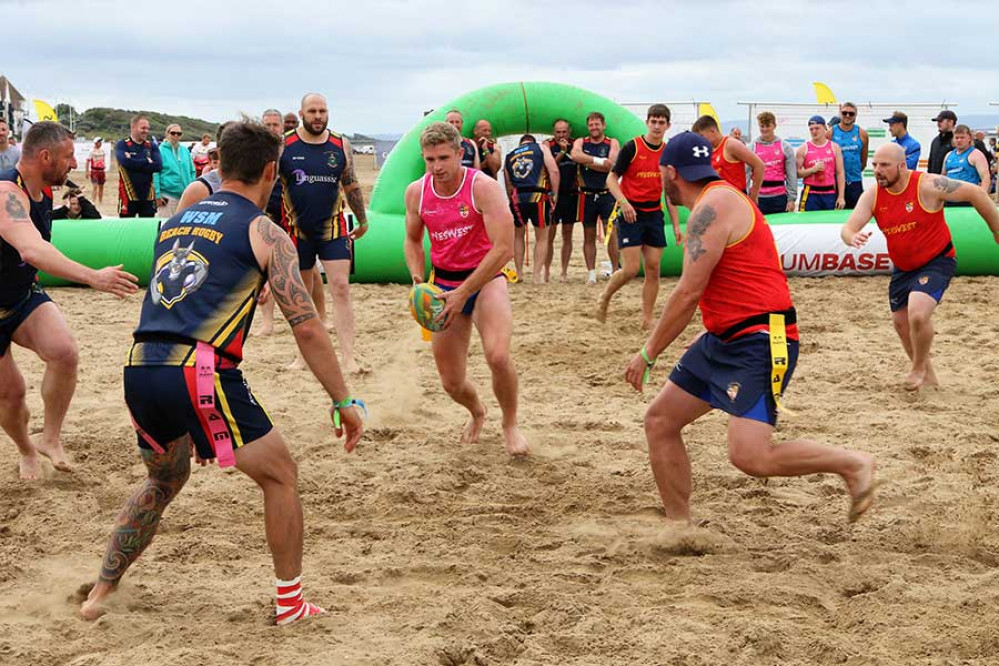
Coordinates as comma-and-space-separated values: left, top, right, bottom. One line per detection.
129, 410, 165, 454
195, 342, 236, 468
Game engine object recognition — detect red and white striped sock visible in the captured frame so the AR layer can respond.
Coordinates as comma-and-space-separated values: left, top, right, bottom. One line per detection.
275, 575, 325, 626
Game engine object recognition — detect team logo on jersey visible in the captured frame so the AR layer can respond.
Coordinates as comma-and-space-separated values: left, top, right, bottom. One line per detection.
693, 146, 710, 158
458, 204, 470, 218
326, 151, 340, 169
726, 382, 741, 402
150, 239, 210, 309
905, 202, 914, 213
512, 155, 535, 180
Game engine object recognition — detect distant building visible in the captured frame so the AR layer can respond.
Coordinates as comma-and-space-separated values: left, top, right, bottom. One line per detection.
0, 75, 27, 136
347, 132, 375, 154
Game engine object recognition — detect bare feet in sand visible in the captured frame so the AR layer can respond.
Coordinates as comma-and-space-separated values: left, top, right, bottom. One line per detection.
595, 294, 609, 323
34, 435, 73, 473
904, 363, 939, 391
324, 318, 336, 333
845, 453, 877, 523
288, 356, 306, 371
258, 322, 275, 336
641, 317, 654, 331
503, 426, 530, 457
78, 582, 111, 621
461, 405, 487, 444
19, 453, 43, 481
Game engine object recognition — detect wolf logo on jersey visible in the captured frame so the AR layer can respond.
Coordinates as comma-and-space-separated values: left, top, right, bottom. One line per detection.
150, 239, 210, 308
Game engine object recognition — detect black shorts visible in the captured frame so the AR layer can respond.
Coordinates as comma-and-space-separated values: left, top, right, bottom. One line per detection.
757, 194, 788, 215
512, 200, 551, 228
578, 191, 616, 227
617, 209, 667, 249
843, 181, 864, 209
669, 331, 799, 427
0, 285, 52, 357
297, 235, 351, 270
888, 252, 956, 312
124, 364, 273, 460
119, 199, 157, 218
552, 193, 578, 225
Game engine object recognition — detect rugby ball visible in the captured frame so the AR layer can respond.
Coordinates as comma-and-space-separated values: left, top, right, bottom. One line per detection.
409, 282, 446, 332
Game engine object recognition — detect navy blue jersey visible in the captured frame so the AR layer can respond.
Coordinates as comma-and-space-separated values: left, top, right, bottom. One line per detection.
130, 191, 265, 366
116, 138, 162, 202
460, 137, 477, 168
546, 138, 577, 196
0, 169, 52, 309
577, 137, 612, 192
279, 130, 347, 241
505, 143, 550, 204
266, 178, 283, 222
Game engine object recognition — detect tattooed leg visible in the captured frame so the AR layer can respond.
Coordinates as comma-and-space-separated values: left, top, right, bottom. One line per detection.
81, 435, 191, 620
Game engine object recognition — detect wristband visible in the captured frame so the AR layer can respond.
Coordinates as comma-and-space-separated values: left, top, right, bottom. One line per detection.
593, 157, 606, 167
640, 346, 656, 385
332, 397, 368, 428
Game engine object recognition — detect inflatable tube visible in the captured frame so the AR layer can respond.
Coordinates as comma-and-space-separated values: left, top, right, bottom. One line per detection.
40, 217, 159, 287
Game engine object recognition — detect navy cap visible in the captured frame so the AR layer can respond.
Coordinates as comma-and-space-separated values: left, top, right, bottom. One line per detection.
883, 114, 906, 124
660, 131, 718, 181
932, 109, 957, 122
808, 115, 825, 126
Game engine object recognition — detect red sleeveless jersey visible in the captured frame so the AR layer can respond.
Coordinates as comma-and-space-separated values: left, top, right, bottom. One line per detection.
712, 136, 748, 192
872, 171, 954, 272
697, 181, 797, 340
619, 136, 664, 211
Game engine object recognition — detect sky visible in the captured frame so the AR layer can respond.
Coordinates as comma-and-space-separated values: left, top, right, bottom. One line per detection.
5, 0, 997, 135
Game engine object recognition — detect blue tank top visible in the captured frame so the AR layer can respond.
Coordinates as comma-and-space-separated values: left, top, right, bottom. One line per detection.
279, 130, 347, 242
547, 138, 577, 196
460, 138, 477, 168
129, 191, 265, 367
0, 169, 52, 309
505, 143, 550, 203
577, 138, 612, 192
832, 124, 863, 183
944, 146, 981, 185
266, 178, 283, 222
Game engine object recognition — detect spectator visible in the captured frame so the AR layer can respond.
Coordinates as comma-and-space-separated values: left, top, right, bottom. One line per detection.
884, 111, 920, 169
0, 118, 19, 170
729, 127, 743, 141
752, 111, 797, 214
942, 124, 991, 204
829, 102, 869, 209
86, 137, 107, 205
973, 130, 992, 167
52, 187, 102, 220
927, 109, 956, 174
155, 123, 196, 217
283, 112, 299, 133
190, 133, 211, 175
691, 114, 765, 202
115, 114, 162, 217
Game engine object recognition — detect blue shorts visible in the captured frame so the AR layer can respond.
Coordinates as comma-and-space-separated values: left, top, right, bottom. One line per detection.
669, 332, 799, 426
552, 193, 578, 224
799, 186, 837, 212
757, 194, 788, 216
843, 181, 864, 209
297, 235, 351, 270
617, 208, 667, 249
124, 364, 273, 460
513, 200, 551, 228
888, 252, 956, 312
432, 274, 502, 317
578, 191, 616, 227
0, 285, 52, 357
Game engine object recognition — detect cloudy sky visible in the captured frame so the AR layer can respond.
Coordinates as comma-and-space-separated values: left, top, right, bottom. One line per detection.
5, 0, 996, 133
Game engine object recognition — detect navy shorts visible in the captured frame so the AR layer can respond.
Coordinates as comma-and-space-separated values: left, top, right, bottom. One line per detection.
799, 187, 837, 212
617, 209, 667, 249
432, 275, 503, 317
552, 193, 578, 225
757, 194, 788, 216
119, 199, 157, 218
843, 181, 864, 209
297, 235, 351, 270
512, 200, 551, 228
888, 253, 956, 312
578, 191, 616, 227
124, 364, 273, 460
669, 332, 799, 426
0, 285, 52, 357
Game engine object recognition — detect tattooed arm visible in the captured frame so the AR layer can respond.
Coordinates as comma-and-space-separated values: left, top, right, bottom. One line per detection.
921, 174, 999, 237
0, 184, 138, 296
340, 137, 368, 241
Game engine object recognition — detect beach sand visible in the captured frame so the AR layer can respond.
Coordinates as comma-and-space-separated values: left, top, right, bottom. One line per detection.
3, 158, 999, 665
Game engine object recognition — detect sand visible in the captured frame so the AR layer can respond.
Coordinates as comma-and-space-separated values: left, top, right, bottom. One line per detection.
3, 158, 999, 665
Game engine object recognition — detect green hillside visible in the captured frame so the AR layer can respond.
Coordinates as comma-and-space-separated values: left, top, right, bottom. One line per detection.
55, 104, 218, 142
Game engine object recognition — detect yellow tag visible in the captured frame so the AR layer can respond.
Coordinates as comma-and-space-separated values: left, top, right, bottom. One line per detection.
501, 266, 519, 283
768, 313, 795, 416
604, 204, 619, 247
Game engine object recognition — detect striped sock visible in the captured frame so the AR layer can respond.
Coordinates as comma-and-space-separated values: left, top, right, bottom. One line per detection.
275, 575, 325, 626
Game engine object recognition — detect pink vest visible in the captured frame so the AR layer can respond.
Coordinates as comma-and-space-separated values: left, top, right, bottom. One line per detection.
753, 140, 786, 197
419, 168, 493, 286
803, 141, 835, 188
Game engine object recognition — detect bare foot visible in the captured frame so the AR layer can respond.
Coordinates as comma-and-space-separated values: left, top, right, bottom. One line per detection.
324, 318, 336, 333
845, 454, 877, 523
923, 363, 940, 387
345, 359, 368, 375
19, 453, 43, 481
641, 317, 654, 331
288, 356, 306, 371
904, 367, 927, 391
559, 274, 568, 283
79, 582, 113, 621
503, 426, 530, 457
34, 436, 73, 473
595, 294, 610, 323
461, 405, 487, 444
258, 322, 275, 337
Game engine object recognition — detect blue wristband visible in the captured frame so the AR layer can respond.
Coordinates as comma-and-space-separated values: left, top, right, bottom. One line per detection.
333, 397, 368, 428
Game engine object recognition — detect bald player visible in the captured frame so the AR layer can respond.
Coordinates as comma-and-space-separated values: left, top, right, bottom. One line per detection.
444, 110, 482, 170
281, 93, 369, 372
1, 122, 138, 480
841, 143, 999, 391
627, 131, 875, 525
692, 115, 765, 203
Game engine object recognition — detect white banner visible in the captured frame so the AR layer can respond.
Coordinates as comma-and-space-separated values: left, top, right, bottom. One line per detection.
773, 223, 892, 276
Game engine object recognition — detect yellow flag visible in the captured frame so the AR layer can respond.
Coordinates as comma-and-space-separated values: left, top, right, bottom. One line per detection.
698, 102, 720, 125
33, 98, 58, 122
812, 82, 837, 105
